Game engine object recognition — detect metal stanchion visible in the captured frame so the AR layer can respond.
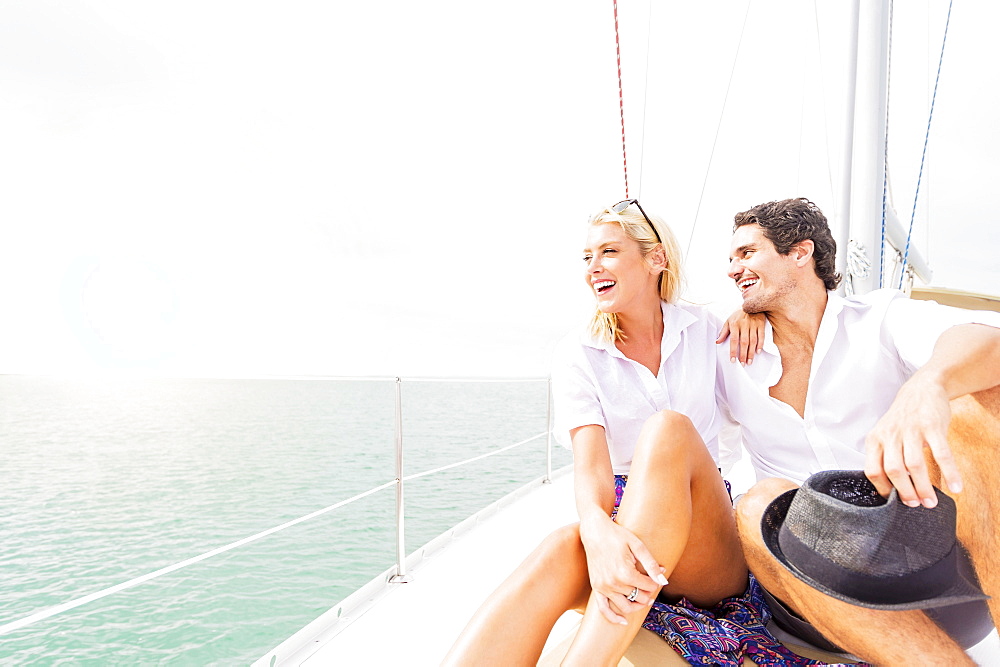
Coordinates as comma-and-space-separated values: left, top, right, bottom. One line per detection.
544, 377, 553, 484
388, 376, 410, 583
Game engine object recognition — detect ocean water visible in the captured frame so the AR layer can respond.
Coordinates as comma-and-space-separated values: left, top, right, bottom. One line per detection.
0, 375, 571, 665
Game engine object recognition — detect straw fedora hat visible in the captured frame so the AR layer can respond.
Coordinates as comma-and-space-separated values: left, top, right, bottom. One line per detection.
761, 470, 988, 610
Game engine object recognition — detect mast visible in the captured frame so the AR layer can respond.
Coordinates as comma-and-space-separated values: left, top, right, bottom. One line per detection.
835, 0, 861, 296
847, 0, 890, 295
847, 0, 932, 294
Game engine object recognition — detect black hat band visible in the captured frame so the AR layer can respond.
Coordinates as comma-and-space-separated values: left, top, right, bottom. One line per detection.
778, 525, 959, 606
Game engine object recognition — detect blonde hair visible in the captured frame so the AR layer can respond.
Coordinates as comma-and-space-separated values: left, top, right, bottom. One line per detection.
588, 204, 684, 343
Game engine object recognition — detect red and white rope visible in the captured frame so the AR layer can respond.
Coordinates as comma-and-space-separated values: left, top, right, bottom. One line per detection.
613, 0, 629, 198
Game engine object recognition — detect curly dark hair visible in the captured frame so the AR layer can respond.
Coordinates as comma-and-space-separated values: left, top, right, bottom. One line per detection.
733, 198, 841, 291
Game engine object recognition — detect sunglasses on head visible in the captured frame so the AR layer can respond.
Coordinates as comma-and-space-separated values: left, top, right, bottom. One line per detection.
611, 199, 662, 244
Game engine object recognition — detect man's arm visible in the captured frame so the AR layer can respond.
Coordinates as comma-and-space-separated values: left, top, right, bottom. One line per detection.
865, 323, 1000, 507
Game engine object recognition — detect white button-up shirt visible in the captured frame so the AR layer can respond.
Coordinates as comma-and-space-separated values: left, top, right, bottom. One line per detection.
552, 301, 734, 475
722, 289, 1000, 484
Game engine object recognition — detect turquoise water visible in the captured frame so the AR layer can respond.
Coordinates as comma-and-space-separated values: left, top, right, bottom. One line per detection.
0, 375, 571, 665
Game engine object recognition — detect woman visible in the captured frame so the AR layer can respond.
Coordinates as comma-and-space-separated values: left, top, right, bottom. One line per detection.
443, 201, 789, 666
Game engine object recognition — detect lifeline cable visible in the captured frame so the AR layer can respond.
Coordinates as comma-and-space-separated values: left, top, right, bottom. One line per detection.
613, 0, 629, 198
0, 480, 397, 635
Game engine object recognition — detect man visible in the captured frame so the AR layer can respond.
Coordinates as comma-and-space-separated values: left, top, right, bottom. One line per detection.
722, 198, 1000, 664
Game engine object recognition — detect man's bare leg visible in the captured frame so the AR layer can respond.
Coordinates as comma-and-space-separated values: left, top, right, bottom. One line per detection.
735, 477, 973, 666
946, 386, 1000, 627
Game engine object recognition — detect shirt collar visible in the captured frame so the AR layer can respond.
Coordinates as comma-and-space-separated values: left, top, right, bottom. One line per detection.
823, 291, 848, 319
581, 301, 697, 363
749, 319, 783, 388
755, 290, 847, 387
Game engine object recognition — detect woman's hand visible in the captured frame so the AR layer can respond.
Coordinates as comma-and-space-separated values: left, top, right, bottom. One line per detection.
579, 514, 667, 625
716, 309, 767, 365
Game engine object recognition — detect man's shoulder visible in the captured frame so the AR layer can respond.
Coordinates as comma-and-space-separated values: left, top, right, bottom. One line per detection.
841, 288, 1000, 329
827, 289, 906, 328
836, 287, 904, 311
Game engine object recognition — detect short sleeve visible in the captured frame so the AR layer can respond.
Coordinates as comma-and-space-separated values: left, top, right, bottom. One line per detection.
550, 334, 606, 450
883, 295, 1000, 371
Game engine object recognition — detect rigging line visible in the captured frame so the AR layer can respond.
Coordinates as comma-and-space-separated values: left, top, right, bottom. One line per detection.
0, 480, 398, 636
685, 0, 753, 258
796, 69, 806, 195
812, 0, 838, 223
613, 0, 629, 198
924, 0, 933, 267
636, 0, 654, 200
880, 0, 895, 288
899, 0, 953, 289
794, 0, 808, 194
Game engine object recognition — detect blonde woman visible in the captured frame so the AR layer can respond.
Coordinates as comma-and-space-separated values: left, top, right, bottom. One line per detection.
444, 202, 802, 666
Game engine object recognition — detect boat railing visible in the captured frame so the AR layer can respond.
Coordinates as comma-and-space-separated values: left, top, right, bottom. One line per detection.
0, 375, 554, 637
386, 376, 553, 582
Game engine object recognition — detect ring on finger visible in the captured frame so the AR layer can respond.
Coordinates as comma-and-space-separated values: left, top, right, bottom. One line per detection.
626, 586, 639, 602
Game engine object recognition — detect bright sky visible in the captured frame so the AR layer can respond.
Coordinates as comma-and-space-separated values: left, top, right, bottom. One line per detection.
1, 0, 996, 378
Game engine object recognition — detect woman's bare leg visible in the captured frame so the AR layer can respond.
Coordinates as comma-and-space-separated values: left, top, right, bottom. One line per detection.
562, 410, 748, 666
442, 523, 592, 666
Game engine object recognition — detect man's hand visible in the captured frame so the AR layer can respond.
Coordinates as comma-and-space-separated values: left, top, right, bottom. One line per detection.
864, 373, 961, 508
865, 323, 1000, 507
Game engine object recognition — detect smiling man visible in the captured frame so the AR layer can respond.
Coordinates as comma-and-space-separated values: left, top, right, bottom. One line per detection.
721, 198, 1000, 664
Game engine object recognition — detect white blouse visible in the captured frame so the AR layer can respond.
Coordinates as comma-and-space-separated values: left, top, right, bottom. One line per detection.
551, 301, 733, 475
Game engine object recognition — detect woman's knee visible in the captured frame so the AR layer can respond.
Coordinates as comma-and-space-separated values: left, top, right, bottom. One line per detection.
634, 410, 700, 461
642, 409, 696, 437
533, 523, 584, 566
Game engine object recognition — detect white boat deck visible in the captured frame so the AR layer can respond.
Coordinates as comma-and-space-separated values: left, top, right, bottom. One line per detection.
256, 468, 581, 666
256, 460, 1000, 666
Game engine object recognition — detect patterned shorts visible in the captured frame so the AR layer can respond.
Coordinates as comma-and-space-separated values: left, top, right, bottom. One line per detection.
610, 474, 863, 666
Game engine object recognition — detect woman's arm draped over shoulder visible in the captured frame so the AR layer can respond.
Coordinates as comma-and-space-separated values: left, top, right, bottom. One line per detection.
716, 309, 767, 365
